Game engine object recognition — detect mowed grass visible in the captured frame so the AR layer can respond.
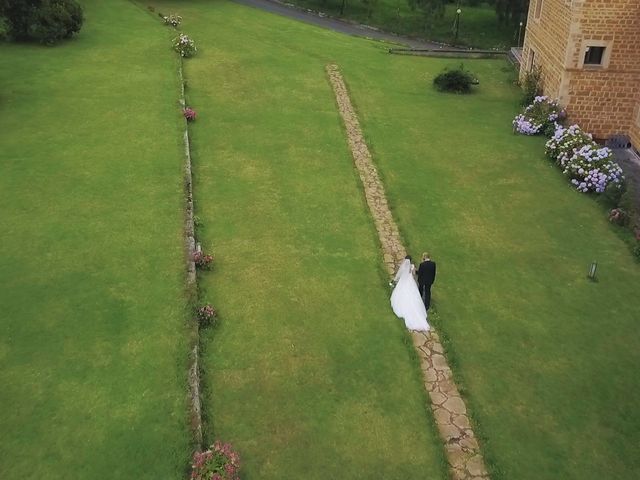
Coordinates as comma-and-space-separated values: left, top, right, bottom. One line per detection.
341, 59, 640, 479
157, 2, 638, 478
285, 0, 519, 49
153, 0, 448, 478
0, 2, 190, 478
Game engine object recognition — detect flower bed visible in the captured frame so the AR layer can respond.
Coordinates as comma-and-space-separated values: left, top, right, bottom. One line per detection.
513, 96, 566, 137
191, 441, 240, 480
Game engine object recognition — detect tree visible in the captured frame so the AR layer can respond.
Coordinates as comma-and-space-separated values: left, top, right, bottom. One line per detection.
0, 0, 83, 44
407, 0, 445, 31
495, 0, 529, 26
361, 0, 379, 19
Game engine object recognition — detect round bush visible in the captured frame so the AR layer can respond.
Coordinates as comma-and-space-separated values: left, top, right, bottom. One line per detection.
196, 304, 217, 327
433, 65, 477, 94
173, 33, 197, 57
191, 441, 240, 480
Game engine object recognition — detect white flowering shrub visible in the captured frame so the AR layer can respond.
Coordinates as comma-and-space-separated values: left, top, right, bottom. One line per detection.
163, 14, 182, 27
545, 124, 594, 167
173, 33, 196, 57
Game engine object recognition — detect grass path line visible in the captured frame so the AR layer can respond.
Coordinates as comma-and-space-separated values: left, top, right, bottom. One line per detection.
326, 63, 489, 480
130, 0, 204, 452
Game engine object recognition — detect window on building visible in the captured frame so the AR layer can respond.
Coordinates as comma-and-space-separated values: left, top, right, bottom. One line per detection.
584, 46, 606, 65
529, 50, 536, 71
534, 0, 544, 19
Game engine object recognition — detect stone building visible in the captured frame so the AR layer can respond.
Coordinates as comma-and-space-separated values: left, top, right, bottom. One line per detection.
520, 0, 640, 150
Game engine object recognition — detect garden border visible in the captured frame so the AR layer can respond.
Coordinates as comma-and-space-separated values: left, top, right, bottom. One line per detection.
178, 57, 204, 452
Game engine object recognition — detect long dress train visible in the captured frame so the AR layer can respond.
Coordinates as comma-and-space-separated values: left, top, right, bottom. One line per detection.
390, 259, 430, 332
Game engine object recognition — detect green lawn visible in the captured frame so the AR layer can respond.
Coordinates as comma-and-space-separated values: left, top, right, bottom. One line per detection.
159, 1, 639, 479
3, 0, 639, 479
285, 0, 519, 49
154, 0, 448, 478
341, 56, 640, 480
0, 2, 190, 478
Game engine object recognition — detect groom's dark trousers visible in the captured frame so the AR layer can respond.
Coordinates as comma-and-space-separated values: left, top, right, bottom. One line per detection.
417, 260, 437, 310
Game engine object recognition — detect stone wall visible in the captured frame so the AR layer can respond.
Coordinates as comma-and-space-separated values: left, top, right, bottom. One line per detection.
521, 0, 572, 97
522, 0, 640, 146
631, 107, 640, 151
566, 72, 638, 140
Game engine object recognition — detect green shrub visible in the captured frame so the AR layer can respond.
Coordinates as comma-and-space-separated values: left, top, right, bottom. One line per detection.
1, 0, 83, 44
519, 66, 542, 106
0, 16, 9, 40
601, 181, 626, 208
433, 64, 477, 94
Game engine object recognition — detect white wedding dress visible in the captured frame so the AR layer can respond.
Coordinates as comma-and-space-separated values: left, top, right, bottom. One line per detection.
391, 259, 430, 332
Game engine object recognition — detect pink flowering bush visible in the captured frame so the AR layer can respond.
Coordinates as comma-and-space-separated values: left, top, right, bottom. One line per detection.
193, 251, 214, 269
513, 96, 566, 137
609, 208, 628, 226
173, 33, 197, 57
545, 124, 594, 166
191, 441, 240, 480
196, 304, 217, 327
184, 107, 197, 122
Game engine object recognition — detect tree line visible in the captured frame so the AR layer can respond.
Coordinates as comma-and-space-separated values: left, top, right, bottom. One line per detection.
332, 0, 529, 29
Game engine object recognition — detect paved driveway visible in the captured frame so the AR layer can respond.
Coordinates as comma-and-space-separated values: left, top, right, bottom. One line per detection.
232, 0, 447, 49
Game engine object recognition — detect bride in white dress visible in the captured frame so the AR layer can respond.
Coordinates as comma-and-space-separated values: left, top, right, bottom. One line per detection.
391, 257, 430, 332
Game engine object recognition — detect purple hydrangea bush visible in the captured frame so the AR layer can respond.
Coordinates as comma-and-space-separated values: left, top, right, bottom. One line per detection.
545, 124, 594, 166
513, 96, 566, 137
512, 114, 542, 135
564, 144, 624, 193
191, 441, 240, 480
543, 124, 624, 194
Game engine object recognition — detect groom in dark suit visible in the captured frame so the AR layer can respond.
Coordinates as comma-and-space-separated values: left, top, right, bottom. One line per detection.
417, 252, 436, 310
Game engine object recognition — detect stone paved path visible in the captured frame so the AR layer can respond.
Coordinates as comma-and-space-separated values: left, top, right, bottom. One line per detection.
326, 64, 489, 480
